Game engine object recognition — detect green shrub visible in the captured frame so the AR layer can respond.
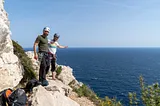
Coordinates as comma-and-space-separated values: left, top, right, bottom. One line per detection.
99, 96, 122, 106
12, 40, 37, 82
73, 84, 122, 106
72, 76, 160, 106
74, 84, 92, 97
129, 76, 160, 106
55, 66, 62, 76
140, 76, 160, 106
128, 92, 139, 106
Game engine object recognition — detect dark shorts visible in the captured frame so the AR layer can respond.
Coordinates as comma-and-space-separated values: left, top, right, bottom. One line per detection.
50, 53, 56, 72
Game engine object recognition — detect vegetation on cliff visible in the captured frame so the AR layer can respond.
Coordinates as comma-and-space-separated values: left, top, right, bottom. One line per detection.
69, 81, 122, 106
71, 76, 160, 106
55, 66, 62, 76
129, 76, 160, 106
12, 40, 37, 82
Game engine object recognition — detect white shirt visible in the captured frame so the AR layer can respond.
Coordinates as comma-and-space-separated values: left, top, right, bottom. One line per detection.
48, 39, 59, 54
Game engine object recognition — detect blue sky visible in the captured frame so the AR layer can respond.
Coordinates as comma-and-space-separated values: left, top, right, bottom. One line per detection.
4, 0, 160, 48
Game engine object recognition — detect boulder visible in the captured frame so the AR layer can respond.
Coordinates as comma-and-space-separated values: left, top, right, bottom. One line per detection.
58, 66, 78, 85
30, 80, 80, 106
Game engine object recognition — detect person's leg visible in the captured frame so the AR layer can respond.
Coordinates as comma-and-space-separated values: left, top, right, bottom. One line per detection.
38, 53, 42, 81
45, 53, 51, 78
39, 55, 45, 82
52, 72, 56, 80
41, 54, 49, 86
46, 65, 50, 75
41, 55, 47, 81
39, 63, 43, 82
39, 63, 47, 82
38, 53, 49, 86
51, 55, 56, 80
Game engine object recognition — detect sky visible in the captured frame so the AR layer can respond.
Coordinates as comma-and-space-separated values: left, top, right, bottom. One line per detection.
4, 0, 160, 48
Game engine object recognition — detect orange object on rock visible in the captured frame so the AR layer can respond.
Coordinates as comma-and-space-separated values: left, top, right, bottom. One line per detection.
5, 89, 12, 98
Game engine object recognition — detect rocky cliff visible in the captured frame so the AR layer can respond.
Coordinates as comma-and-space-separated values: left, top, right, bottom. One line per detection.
0, 0, 23, 91
26, 51, 95, 106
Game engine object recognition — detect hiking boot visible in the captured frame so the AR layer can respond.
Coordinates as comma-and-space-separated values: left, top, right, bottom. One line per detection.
42, 80, 49, 86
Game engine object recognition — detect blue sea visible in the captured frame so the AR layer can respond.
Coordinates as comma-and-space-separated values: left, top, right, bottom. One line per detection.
24, 48, 160, 105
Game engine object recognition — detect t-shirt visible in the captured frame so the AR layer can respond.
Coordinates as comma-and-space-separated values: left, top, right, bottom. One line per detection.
48, 39, 59, 54
35, 35, 48, 52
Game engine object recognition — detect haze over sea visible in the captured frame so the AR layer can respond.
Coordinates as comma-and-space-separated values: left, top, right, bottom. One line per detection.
25, 48, 160, 105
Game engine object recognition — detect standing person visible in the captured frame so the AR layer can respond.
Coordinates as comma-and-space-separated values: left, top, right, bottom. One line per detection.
48, 33, 68, 80
33, 27, 51, 86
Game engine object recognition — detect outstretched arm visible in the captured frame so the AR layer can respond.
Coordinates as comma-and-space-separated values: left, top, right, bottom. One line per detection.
56, 42, 68, 48
57, 45, 68, 48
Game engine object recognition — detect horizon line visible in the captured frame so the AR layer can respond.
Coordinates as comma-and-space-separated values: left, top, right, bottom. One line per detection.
23, 46, 160, 49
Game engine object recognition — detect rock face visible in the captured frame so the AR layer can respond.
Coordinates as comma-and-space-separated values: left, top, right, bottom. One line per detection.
30, 80, 80, 106
58, 66, 77, 85
0, 0, 23, 90
25, 51, 39, 73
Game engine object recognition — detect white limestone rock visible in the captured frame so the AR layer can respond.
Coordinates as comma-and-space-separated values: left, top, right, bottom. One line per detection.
0, 0, 23, 91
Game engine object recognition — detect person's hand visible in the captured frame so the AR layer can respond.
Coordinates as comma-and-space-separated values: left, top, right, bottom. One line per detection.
34, 54, 38, 60
65, 46, 68, 48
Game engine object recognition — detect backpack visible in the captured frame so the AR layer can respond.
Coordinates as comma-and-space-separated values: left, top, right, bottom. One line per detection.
0, 88, 12, 106
25, 79, 41, 93
8, 88, 27, 106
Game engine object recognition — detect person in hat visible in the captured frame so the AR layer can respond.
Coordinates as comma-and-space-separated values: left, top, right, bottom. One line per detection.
48, 33, 68, 80
33, 27, 51, 86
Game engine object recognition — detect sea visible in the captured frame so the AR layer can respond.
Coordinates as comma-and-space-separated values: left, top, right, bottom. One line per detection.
24, 48, 160, 105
